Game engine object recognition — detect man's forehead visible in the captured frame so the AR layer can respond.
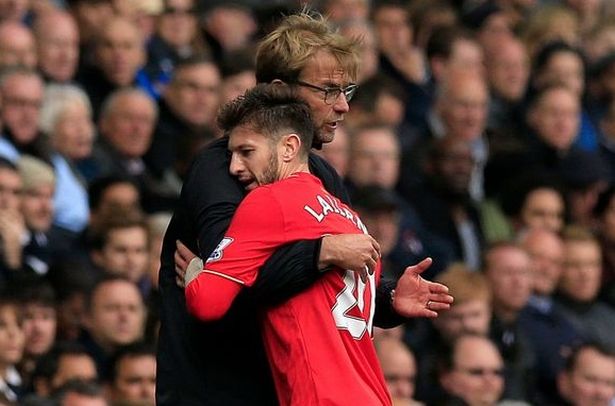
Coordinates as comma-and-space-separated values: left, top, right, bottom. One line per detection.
228, 126, 267, 147
301, 52, 352, 83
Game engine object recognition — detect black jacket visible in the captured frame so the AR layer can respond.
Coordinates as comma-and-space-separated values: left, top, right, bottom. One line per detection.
156, 137, 401, 405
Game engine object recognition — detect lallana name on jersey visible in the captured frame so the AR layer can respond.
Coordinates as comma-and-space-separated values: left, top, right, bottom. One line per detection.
303, 194, 368, 234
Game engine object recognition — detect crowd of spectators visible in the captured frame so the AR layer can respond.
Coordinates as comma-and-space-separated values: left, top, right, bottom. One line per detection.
0, 0, 615, 404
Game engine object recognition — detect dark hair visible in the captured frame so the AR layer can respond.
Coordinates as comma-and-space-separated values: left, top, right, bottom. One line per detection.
18, 280, 57, 308
172, 55, 218, 81
532, 40, 586, 82
350, 74, 405, 112
85, 274, 140, 313
31, 342, 93, 384
217, 84, 316, 157
89, 207, 149, 251
564, 342, 615, 372
108, 341, 156, 383
426, 26, 476, 61
51, 379, 107, 403
220, 48, 256, 78
500, 172, 565, 218
88, 175, 139, 211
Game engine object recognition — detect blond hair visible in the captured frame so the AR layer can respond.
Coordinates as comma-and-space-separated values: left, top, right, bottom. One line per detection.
256, 12, 360, 84
436, 263, 492, 305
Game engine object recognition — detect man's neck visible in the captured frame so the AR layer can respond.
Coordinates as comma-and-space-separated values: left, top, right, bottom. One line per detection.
279, 162, 310, 180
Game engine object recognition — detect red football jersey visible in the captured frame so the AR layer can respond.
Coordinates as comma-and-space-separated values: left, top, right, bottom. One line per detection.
199, 172, 391, 406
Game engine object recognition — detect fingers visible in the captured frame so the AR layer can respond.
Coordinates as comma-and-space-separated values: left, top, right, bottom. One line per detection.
369, 236, 381, 259
176, 240, 196, 261
426, 301, 451, 311
175, 275, 185, 289
174, 249, 187, 270
430, 292, 454, 305
426, 280, 450, 294
404, 257, 433, 277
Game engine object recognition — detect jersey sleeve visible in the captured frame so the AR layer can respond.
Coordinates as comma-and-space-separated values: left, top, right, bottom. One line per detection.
185, 187, 286, 320
204, 187, 287, 286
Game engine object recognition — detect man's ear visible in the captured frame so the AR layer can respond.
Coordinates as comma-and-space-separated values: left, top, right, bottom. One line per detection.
281, 134, 301, 162
271, 79, 285, 86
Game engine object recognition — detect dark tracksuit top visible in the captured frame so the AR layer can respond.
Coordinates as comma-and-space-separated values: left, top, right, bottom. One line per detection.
156, 137, 402, 405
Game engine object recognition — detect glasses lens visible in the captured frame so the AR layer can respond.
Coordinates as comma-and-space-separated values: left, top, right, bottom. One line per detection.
324, 88, 340, 105
344, 85, 358, 101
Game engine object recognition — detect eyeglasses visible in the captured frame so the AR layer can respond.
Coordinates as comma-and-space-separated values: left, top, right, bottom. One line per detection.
458, 367, 505, 377
294, 80, 358, 105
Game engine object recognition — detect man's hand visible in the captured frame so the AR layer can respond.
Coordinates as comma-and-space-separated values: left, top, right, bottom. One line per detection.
392, 258, 453, 318
175, 240, 198, 288
318, 234, 381, 282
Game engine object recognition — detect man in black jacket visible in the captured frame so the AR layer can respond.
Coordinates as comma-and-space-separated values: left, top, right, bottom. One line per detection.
157, 12, 451, 405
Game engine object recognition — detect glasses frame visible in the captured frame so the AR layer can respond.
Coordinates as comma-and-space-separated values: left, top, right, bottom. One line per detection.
294, 80, 358, 105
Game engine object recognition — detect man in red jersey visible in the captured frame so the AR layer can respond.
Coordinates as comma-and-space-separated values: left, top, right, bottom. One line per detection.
184, 84, 452, 405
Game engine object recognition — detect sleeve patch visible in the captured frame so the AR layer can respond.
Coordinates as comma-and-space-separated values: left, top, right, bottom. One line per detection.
206, 237, 234, 263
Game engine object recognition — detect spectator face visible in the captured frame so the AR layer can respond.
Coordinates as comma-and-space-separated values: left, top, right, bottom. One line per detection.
72, 0, 114, 43
0, 73, 44, 145
52, 100, 95, 161
21, 183, 54, 232
348, 128, 400, 189
112, 354, 156, 404
339, 22, 377, 83
62, 392, 108, 406
228, 127, 279, 191
559, 347, 615, 406
0, 168, 22, 211
598, 194, 615, 242
85, 280, 145, 349
519, 187, 565, 233
372, 5, 412, 55
484, 245, 532, 314
295, 50, 352, 144
447, 39, 485, 76
477, 12, 513, 52
0, 0, 28, 21
165, 63, 221, 127
357, 209, 399, 257
486, 38, 529, 102
440, 335, 504, 406
100, 92, 156, 159
432, 138, 474, 196
527, 87, 580, 152
157, 0, 197, 49
203, 5, 256, 52
536, 50, 585, 96
374, 93, 405, 127
522, 229, 564, 296
560, 240, 602, 302
56, 291, 86, 342
377, 339, 416, 402
0, 22, 37, 69
324, 0, 368, 24
433, 299, 491, 342
317, 124, 349, 178
36, 13, 79, 83
95, 18, 145, 86
220, 70, 256, 105
23, 303, 56, 356
437, 73, 488, 141
50, 354, 97, 392
94, 226, 149, 283
96, 183, 140, 217
0, 304, 24, 368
